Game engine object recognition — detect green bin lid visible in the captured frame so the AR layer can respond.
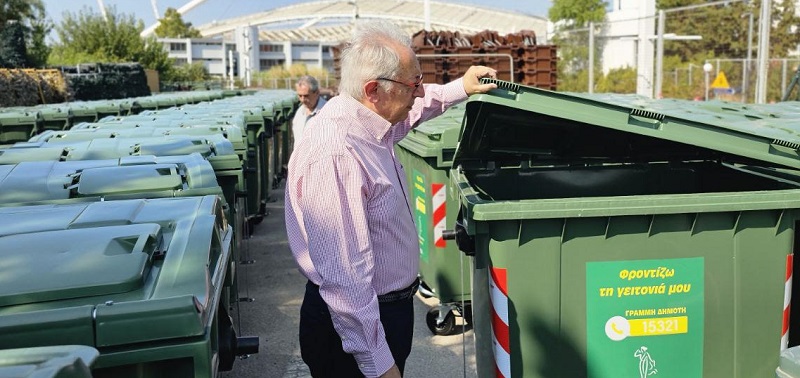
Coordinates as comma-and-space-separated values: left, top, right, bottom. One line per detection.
0, 345, 98, 378
456, 79, 800, 171
397, 104, 465, 168
0, 223, 160, 306
0, 154, 217, 203
0, 196, 229, 348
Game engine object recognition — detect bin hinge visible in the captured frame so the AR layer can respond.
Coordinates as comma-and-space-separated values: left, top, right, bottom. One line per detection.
772, 139, 800, 151
442, 218, 475, 256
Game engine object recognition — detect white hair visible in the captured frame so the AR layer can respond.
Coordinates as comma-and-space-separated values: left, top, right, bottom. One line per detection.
338, 21, 413, 100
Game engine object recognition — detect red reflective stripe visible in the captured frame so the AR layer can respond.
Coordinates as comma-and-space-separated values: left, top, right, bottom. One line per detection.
492, 267, 508, 297
492, 307, 510, 354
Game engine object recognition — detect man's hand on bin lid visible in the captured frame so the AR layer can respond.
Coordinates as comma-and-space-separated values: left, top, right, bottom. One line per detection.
462, 65, 498, 95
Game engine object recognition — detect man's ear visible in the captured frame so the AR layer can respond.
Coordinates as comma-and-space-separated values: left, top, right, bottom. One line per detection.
363, 80, 380, 103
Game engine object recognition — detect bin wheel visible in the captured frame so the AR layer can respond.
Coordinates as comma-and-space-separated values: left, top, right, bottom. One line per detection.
426, 308, 455, 336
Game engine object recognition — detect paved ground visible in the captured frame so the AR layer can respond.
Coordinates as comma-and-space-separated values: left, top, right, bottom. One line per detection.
220, 184, 478, 378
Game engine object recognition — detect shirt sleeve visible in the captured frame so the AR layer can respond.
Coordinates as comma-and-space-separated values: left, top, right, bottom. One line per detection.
390, 77, 468, 144
298, 153, 395, 378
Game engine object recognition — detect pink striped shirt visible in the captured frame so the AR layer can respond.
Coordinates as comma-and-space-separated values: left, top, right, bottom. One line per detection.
285, 79, 466, 377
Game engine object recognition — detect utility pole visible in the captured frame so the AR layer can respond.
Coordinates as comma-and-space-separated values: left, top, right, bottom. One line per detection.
755, 0, 771, 103
589, 21, 594, 94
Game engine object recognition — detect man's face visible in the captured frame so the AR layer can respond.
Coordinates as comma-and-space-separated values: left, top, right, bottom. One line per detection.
375, 49, 425, 124
296, 83, 319, 111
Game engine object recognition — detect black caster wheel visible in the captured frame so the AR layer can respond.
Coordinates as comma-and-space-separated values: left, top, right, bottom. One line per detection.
426, 307, 455, 336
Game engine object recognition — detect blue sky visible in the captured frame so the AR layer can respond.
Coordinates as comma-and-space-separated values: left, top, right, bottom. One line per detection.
43, 0, 551, 39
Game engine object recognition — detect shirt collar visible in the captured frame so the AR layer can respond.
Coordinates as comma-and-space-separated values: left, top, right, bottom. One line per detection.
338, 94, 393, 142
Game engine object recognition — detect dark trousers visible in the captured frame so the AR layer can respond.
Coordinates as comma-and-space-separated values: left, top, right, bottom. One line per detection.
299, 281, 414, 377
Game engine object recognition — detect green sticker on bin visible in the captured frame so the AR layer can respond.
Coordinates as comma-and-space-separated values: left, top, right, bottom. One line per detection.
412, 169, 429, 263
586, 257, 704, 378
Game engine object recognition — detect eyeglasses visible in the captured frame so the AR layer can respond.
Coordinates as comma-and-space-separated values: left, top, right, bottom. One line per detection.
376, 75, 423, 90
297, 93, 317, 98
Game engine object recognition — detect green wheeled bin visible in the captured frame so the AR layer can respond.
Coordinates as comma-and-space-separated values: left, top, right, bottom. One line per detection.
0, 111, 42, 145
37, 105, 74, 131
0, 196, 258, 377
395, 104, 472, 335
0, 345, 98, 378
448, 79, 800, 378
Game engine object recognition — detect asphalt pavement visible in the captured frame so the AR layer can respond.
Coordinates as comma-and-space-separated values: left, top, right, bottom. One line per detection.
220, 184, 478, 378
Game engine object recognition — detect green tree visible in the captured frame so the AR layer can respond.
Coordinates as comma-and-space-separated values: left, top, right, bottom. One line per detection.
657, 0, 800, 100
595, 67, 637, 94
50, 6, 172, 77
549, 0, 607, 91
0, 20, 28, 67
0, 0, 49, 67
154, 8, 202, 38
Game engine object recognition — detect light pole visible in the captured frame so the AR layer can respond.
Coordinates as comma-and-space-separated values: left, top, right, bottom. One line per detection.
704, 62, 713, 101
742, 12, 754, 103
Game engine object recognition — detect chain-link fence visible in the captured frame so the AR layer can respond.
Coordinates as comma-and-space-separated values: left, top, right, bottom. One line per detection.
550, 1, 800, 103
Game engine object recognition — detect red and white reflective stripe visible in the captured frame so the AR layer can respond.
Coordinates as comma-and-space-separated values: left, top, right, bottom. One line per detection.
490, 267, 510, 378
432, 183, 447, 248
783, 254, 793, 350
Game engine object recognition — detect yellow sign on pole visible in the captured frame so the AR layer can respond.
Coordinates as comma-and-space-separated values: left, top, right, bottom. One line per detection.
710, 71, 730, 89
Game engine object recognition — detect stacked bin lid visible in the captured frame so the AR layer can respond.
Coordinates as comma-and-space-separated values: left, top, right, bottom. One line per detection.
0, 345, 99, 378
452, 79, 800, 378
0, 196, 233, 376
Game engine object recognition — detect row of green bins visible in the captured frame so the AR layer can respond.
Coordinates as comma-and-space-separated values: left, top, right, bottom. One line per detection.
395, 104, 472, 335
0, 111, 42, 145
448, 79, 800, 377
38, 119, 266, 224
0, 135, 246, 255
0, 345, 98, 378
0, 196, 258, 377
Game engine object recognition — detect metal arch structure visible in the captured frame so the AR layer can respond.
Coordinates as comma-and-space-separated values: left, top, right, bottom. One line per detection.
195, 0, 549, 43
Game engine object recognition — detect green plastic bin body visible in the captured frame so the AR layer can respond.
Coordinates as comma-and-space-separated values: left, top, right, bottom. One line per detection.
0, 196, 233, 378
396, 105, 471, 306
0, 345, 98, 378
0, 111, 42, 145
453, 80, 800, 378
37, 106, 74, 131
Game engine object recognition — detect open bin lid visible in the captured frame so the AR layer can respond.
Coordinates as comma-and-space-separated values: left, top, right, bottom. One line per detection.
455, 79, 800, 171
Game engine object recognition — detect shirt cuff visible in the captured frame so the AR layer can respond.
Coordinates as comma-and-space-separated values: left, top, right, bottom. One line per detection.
354, 341, 395, 378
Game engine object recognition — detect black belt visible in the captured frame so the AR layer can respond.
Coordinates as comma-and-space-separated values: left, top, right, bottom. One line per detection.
308, 278, 420, 303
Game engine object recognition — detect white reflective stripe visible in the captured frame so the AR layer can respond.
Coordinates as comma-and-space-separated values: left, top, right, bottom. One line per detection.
785, 273, 792, 309
433, 218, 446, 237
490, 275, 509, 325
783, 332, 790, 351
492, 332, 511, 378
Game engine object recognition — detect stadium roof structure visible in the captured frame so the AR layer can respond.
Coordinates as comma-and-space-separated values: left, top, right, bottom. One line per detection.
195, 0, 548, 43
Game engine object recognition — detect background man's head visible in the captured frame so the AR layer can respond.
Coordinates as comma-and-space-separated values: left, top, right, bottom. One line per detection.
295, 75, 321, 111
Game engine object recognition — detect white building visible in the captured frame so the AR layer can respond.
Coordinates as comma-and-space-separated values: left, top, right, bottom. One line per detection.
157, 0, 548, 80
